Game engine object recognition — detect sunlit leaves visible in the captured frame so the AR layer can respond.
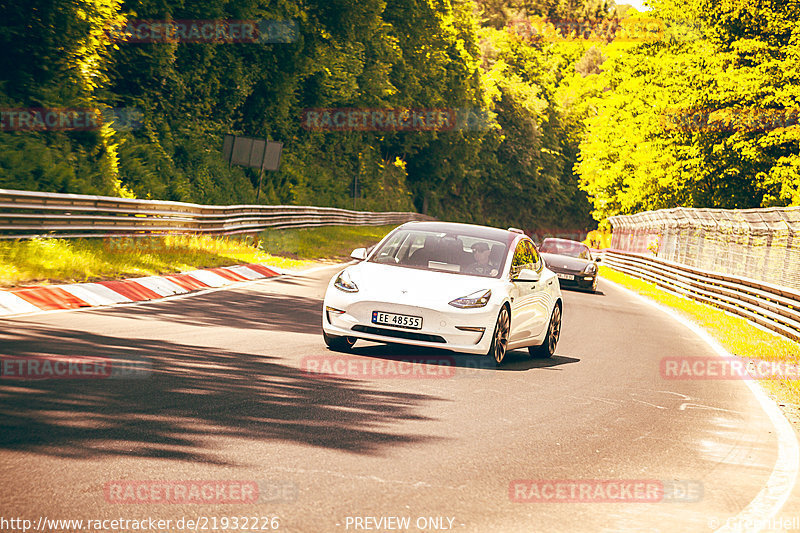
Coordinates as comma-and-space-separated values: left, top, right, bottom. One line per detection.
574, 0, 800, 219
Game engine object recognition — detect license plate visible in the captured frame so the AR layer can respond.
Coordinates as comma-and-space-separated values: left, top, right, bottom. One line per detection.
372, 311, 423, 330
556, 273, 574, 280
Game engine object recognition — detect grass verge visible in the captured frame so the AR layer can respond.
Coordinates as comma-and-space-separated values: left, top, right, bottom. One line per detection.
600, 265, 800, 415
258, 225, 394, 260
0, 225, 396, 288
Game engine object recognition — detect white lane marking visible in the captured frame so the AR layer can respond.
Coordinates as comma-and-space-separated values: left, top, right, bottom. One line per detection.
585, 396, 623, 405
657, 391, 692, 400
630, 398, 667, 409
602, 278, 799, 533
678, 403, 741, 414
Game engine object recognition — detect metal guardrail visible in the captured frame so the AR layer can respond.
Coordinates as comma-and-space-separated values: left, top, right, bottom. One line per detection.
602, 249, 800, 342
0, 188, 433, 239
608, 206, 800, 291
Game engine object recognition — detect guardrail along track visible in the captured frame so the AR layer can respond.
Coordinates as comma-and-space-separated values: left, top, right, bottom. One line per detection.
0, 188, 433, 239
602, 249, 800, 342
608, 205, 800, 291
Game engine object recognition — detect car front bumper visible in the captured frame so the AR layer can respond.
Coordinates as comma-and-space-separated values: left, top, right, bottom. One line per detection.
551, 270, 596, 290
322, 294, 500, 355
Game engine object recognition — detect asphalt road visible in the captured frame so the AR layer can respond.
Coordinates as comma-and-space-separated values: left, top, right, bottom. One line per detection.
0, 264, 797, 533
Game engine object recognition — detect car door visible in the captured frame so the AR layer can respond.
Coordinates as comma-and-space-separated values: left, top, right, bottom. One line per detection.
508, 239, 541, 345
527, 240, 555, 338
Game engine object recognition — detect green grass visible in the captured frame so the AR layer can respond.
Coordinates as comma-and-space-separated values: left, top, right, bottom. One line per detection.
599, 265, 800, 409
258, 225, 395, 260
0, 225, 396, 288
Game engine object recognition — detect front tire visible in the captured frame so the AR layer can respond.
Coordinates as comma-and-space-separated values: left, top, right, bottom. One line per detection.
323, 331, 356, 352
488, 306, 510, 365
529, 304, 561, 359
590, 276, 598, 293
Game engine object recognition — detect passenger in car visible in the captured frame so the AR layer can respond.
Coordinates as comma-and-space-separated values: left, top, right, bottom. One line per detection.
465, 241, 498, 276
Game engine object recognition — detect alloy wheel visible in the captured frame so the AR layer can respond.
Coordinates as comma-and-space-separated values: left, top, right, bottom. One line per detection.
490, 307, 510, 364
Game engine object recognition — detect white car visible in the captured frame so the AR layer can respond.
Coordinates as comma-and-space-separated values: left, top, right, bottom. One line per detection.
322, 221, 563, 364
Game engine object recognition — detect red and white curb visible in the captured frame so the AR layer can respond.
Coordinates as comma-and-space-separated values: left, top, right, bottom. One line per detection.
0, 263, 282, 317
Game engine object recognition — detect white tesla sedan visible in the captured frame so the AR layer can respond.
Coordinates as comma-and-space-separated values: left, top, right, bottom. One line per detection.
322, 221, 563, 364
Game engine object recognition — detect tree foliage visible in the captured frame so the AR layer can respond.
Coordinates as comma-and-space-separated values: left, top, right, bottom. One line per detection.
574, 0, 800, 220
0, 0, 635, 231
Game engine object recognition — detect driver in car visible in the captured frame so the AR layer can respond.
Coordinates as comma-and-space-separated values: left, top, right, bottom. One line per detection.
466, 241, 498, 276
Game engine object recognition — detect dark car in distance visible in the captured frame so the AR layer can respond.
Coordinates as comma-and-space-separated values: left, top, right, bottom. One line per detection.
538, 238, 600, 292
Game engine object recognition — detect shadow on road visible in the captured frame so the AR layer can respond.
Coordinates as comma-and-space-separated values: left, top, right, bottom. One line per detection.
559, 285, 606, 296
0, 324, 445, 464
82, 290, 324, 335
347, 343, 581, 372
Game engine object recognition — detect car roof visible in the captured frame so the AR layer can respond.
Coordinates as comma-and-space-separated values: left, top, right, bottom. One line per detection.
400, 221, 518, 241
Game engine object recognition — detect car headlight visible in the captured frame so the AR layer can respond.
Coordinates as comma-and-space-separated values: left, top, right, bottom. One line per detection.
449, 289, 491, 309
334, 270, 359, 292
583, 263, 598, 274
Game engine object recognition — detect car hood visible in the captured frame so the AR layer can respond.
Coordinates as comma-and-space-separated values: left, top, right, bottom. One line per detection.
540, 252, 591, 272
341, 261, 502, 305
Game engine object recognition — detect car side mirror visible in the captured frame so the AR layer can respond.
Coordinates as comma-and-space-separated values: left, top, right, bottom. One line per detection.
350, 248, 367, 261
512, 268, 540, 282
595, 256, 602, 263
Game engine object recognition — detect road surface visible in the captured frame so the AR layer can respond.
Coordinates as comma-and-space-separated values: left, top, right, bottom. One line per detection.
0, 264, 797, 532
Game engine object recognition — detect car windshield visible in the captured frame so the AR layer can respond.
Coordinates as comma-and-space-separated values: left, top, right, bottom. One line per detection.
369, 227, 509, 278
540, 239, 591, 260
